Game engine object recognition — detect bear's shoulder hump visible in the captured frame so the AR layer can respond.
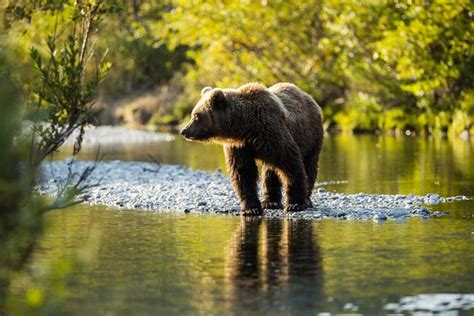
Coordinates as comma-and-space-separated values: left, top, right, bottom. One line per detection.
238, 82, 267, 96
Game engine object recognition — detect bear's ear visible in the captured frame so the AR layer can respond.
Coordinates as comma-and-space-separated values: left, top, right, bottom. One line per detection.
211, 89, 227, 109
201, 87, 212, 96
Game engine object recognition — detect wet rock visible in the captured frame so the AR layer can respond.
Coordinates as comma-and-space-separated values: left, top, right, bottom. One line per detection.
215, 209, 229, 214
413, 207, 431, 216
390, 208, 410, 218
373, 214, 388, 221
452, 195, 469, 201
343, 303, 359, 312
426, 193, 442, 205
337, 211, 347, 218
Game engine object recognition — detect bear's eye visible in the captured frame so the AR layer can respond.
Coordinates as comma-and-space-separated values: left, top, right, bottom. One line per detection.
194, 114, 201, 121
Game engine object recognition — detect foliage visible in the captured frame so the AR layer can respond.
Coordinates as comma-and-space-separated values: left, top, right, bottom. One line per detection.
0, 56, 38, 304
96, 0, 190, 98
160, 0, 473, 136
3, 1, 471, 136
28, 1, 113, 166
0, 1, 111, 311
2, 0, 189, 101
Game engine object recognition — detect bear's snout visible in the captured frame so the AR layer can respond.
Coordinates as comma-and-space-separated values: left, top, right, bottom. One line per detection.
180, 118, 211, 141
180, 127, 190, 138
180, 125, 194, 140
180, 123, 199, 140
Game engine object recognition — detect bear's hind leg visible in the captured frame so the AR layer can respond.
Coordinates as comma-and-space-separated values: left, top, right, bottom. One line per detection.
261, 166, 283, 209
304, 139, 323, 207
224, 145, 262, 216
303, 153, 318, 208
267, 147, 308, 212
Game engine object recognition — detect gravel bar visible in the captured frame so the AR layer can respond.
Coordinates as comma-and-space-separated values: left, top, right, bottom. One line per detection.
37, 159, 469, 220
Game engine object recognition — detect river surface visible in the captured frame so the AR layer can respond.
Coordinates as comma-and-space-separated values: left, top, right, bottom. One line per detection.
10, 135, 474, 315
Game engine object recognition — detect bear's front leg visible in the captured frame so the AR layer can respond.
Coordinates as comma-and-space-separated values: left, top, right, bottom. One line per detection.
261, 166, 283, 209
224, 145, 262, 216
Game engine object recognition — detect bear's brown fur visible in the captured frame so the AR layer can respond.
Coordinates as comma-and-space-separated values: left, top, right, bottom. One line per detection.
181, 82, 323, 215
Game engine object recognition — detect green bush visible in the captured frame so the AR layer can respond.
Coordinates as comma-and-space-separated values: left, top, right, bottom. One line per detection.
333, 92, 382, 133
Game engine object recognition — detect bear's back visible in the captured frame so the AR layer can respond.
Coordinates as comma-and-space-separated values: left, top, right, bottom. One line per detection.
225, 83, 290, 120
268, 83, 323, 155
268, 83, 321, 123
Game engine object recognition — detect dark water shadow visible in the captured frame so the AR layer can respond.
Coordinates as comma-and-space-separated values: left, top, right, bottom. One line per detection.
225, 218, 324, 314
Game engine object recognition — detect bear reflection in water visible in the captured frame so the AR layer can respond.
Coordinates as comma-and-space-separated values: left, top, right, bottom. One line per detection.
224, 218, 324, 313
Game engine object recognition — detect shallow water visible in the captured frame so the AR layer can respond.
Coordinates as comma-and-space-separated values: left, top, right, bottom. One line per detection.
56, 134, 474, 197
12, 135, 474, 314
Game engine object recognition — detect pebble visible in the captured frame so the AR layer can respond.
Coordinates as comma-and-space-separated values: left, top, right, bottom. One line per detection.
35, 159, 468, 221
343, 303, 359, 312
373, 214, 388, 221
390, 208, 408, 217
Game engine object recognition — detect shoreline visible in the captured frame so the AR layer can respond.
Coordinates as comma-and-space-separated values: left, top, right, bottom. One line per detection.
57, 125, 473, 148
62, 125, 175, 147
36, 159, 468, 221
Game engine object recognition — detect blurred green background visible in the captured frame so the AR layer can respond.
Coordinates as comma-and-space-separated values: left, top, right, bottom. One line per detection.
1, 0, 472, 136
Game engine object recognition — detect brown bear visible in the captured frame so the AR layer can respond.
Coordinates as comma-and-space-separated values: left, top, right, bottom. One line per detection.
180, 82, 324, 215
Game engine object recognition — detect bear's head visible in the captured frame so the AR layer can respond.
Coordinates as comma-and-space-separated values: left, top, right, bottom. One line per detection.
180, 87, 228, 142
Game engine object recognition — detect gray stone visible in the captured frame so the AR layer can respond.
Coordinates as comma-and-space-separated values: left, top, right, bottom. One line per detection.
317, 187, 327, 193
373, 213, 388, 221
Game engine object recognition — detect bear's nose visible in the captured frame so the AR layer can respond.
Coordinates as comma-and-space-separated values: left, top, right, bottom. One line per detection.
180, 128, 188, 138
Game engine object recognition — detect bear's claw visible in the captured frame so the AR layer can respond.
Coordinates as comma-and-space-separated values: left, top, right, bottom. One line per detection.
284, 204, 308, 213
261, 201, 283, 209
241, 208, 263, 216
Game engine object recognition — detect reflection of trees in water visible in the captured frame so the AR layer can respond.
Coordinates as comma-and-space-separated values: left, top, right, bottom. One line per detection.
225, 218, 324, 314
320, 135, 473, 196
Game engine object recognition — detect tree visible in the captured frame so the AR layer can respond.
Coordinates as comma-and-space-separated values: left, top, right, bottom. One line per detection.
0, 1, 112, 310
161, 0, 473, 135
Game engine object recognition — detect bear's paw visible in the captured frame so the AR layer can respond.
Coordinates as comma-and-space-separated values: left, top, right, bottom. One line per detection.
261, 201, 283, 210
241, 207, 263, 216
284, 204, 308, 213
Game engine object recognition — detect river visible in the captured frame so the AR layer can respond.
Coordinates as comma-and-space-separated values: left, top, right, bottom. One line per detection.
8, 134, 474, 315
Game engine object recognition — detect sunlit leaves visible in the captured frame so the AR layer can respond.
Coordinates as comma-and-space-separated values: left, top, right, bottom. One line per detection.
27, 2, 112, 162
3, 0, 473, 135
162, 0, 472, 135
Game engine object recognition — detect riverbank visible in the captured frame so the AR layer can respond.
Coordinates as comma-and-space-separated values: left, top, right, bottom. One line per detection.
37, 159, 468, 220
